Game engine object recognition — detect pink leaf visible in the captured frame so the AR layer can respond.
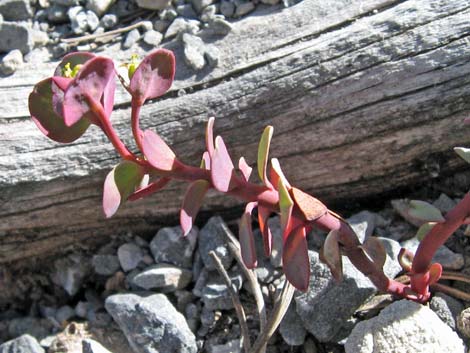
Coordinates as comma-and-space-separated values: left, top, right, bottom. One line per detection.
29, 78, 90, 143
129, 49, 175, 104
258, 206, 272, 256
63, 57, 115, 127
103, 168, 121, 218
283, 226, 310, 291
180, 179, 210, 236
239, 202, 258, 268
238, 157, 252, 182
142, 130, 180, 171
211, 136, 235, 192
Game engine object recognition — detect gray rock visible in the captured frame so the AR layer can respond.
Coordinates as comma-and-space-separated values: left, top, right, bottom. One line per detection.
295, 241, 402, 343
191, 0, 215, 13
53, 0, 80, 5
0, 334, 44, 353
82, 339, 113, 353
182, 33, 206, 70
131, 264, 192, 291
55, 305, 75, 324
199, 307, 221, 329
153, 19, 170, 33
208, 16, 232, 35
86, 0, 115, 17
234, 0, 255, 17
105, 293, 197, 353
401, 237, 464, 270
206, 339, 242, 353
198, 216, 234, 270
92, 254, 121, 276
8, 317, 52, 340
51, 254, 90, 296
117, 242, 144, 272
150, 226, 197, 269
75, 301, 92, 318
204, 43, 219, 67
159, 6, 178, 21
430, 292, 464, 329
261, 0, 280, 4
0, 49, 23, 75
457, 307, 470, 339
345, 300, 466, 353
433, 193, 457, 213
86, 10, 100, 31
201, 270, 243, 310
31, 30, 49, 47
280, 302, 307, 346
122, 28, 141, 48
0, 0, 33, 21
177, 4, 197, 18
192, 267, 209, 297
100, 14, 117, 29
136, 0, 171, 10
267, 216, 283, 267
220, 1, 235, 17
47, 4, 69, 24
0, 22, 34, 54
165, 17, 200, 39
347, 210, 386, 242
68, 6, 87, 34
200, 5, 216, 22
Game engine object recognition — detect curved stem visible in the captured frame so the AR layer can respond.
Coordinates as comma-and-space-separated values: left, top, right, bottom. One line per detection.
410, 192, 470, 295
85, 94, 139, 162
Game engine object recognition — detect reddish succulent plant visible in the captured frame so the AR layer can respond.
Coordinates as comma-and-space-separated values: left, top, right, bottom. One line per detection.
29, 49, 470, 302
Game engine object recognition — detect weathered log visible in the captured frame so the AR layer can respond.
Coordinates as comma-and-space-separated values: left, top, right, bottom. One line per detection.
1, 0, 470, 263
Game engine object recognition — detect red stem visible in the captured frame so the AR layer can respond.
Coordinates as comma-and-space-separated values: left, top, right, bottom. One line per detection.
86, 94, 139, 162
410, 192, 470, 294
131, 100, 144, 153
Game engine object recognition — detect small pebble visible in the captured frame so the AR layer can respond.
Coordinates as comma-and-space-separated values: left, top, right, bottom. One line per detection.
457, 307, 470, 339
100, 13, 117, 29
122, 28, 141, 49
209, 16, 232, 35
220, 1, 235, 17
143, 30, 163, 46
117, 242, 144, 271
136, 0, 172, 10
0, 49, 23, 75
235, 0, 255, 17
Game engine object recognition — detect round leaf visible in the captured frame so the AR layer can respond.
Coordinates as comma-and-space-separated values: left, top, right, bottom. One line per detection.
103, 161, 145, 218
129, 49, 175, 104
29, 78, 90, 143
